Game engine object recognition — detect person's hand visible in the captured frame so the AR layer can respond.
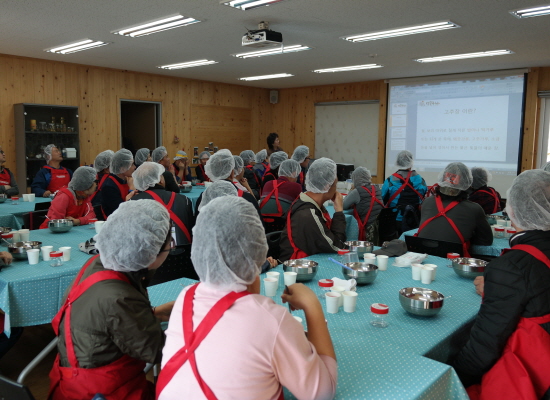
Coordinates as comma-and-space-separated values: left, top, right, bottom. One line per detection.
0, 251, 13, 265
267, 257, 278, 268
44, 190, 52, 198
175, 160, 183, 168
169, 164, 176, 175
281, 283, 320, 312
66, 216, 80, 226
154, 301, 175, 322
125, 190, 138, 201
240, 177, 248, 184
474, 276, 484, 296
333, 191, 344, 212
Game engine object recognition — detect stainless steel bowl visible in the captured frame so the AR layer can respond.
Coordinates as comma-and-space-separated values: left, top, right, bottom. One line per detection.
486, 214, 507, 225
342, 262, 378, 285
399, 287, 445, 317
180, 185, 192, 193
48, 219, 73, 233
0, 194, 6, 203
344, 241, 374, 255
8, 241, 43, 260
283, 259, 318, 281
452, 257, 487, 279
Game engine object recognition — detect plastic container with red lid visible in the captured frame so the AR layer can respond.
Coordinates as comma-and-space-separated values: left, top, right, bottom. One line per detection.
50, 251, 64, 267
447, 252, 460, 267
371, 303, 389, 328
494, 226, 505, 238
317, 279, 334, 299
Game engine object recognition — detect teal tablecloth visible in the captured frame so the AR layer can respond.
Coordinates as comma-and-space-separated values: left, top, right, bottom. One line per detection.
325, 205, 359, 241
0, 197, 52, 229
179, 186, 205, 213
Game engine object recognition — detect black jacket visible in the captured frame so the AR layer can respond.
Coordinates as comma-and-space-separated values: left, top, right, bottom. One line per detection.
453, 230, 550, 386
162, 171, 180, 193
99, 174, 128, 217
244, 166, 260, 199
261, 168, 278, 191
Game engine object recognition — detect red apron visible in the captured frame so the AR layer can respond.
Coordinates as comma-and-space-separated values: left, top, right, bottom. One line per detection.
285, 200, 309, 260
88, 173, 108, 204
48, 255, 153, 400
0, 167, 12, 186
414, 195, 470, 257
100, 176, 129, 220
43, 166, 71, 193
261, 170, 277, 194
39, 187, 93, 229
425, 183, 439, 199
198, 164, 211, 182
145, 190, 192, 243
385, 171, 424, 207
246, 165, 261, 188
260, 180, 285, 217
467, 244, 550, 400
476, 188, 501, 214
353, 185, 384, 241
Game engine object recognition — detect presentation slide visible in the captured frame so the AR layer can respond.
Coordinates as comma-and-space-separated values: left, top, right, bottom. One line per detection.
385, 73, 525, 197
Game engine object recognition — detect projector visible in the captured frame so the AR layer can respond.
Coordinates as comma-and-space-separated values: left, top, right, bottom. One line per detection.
242, 29, 283, 48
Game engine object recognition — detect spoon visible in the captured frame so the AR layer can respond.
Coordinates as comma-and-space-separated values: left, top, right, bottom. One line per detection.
328, 257, 355, 272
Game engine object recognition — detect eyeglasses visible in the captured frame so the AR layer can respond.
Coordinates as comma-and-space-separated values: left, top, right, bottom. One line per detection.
159, 237, 176, 253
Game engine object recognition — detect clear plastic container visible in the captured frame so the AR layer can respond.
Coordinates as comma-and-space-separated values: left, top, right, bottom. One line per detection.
11, 196, 19, 205
446, 252, 460, 268
494, 227, 505, 238
50, 251, 64, 267
371, 303, 389, 328
318, 279, 334, 300
1, 233, 13, 246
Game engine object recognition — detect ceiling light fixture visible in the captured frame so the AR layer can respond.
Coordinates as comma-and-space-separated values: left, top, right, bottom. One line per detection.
239, 73, 293, 81
510, 4, 550, 18
343, 21, 460, 42
46, 39, 109, 54
233, 45, 311, 59
114, 15, 200, 37
158, 60, 218, 70
313, 64, 384, 73
415, 49, 514, 63
221, 0, 285, 11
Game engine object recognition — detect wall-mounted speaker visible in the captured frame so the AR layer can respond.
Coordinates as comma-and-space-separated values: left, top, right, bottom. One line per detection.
269, 90, 279, 104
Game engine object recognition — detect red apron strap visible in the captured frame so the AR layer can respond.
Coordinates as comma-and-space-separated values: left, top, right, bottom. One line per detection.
322, 211, 332, 230
237, 189, 244, 197
259, 180, 284, 217
386, 171, 424, 207
199, 164, 210, 182
246, 165, 261, 188
89, 174, 108, 203
352, 185, 381, 241
146, 190, 192, 243
286, 199, 309, 259
108, 176, 129, 200
477, 189, 500, 214
503, 245, 550, 268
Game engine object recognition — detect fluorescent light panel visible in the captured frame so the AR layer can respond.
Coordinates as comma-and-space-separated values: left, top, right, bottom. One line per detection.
46, 40, 109, 54
313, 64, 383, 73
415, 49, 513, 63
222, 0, 285, 10
510, 4, 550, 18
233, 45, 311, 59
343, 21, 460, 42
239, 73, 293, 81
114, 15, 200, 37
158, 59, 218, 70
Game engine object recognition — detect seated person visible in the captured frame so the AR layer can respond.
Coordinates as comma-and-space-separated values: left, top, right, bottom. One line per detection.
279, 158, 346, 261
468, 167, 502, 214
195, 151, 211, 182
172, 150, 192, 183
0, 145, 19, 197
158, 196, 337, 400
91, 149, 114, 206
416, 162, 493, 256
266, 132, 284, 156
48, 200, 175, 400
135, 148, 151, 167
39, 166, 97, 229
291, 145, 310, 191
344, 167, 383, 243
132, 162, 194, 246
261, 151, 288, 190
253, 149, 268, 181
240, 150, 261, 198
31, 144, 73, 197
99, 149, 135, 218
232, 155, 255, 197
453, 169, 550, 398
152, 146, 180, 193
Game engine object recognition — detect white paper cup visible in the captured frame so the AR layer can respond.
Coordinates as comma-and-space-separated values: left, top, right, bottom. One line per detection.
331, 285, 346, 308
363, 253, 377, 263
27, 249, 40, 265
411, 263, 423, 280
421, 266, 434, 284
11, 231, 21, 242
496, 219, 507, 227
94, 221, 105, 234
19, 229, 30, 242
376, 255, 389, 271
325, 292, 341, 314
342, 290, 358, 313
41, 246, 54, 261
28, 193, 35, 202
266, 271, 280, 282
59, 246, 71, 261
283, 271, 297, 286
424, 263, 438, 280
22, 194, 29, 201
263, 278, 278, 297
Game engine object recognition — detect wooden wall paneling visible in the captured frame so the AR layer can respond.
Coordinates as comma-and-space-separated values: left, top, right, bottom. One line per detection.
0, 57, 16, 158
539, 67, 550, 90
521, 68, 540, 171
375, 81, 388, 184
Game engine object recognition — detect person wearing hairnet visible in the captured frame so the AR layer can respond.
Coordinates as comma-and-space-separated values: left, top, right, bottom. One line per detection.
253, 149, 269, 181
90, 149, 115, 206
135, 148, 151, 167
39, 166, 97, 229
152, 146, 180, 193
453, 170, 550, 397
0, 145, 19, 197
261, 151, 288, 190
279, 158, 346, 261
381, 150, 427, 234
48, 200, 175, 400
158, 197, 337, 399
415, 162, 492, 256
468, 167, 502, 214
232, 155, 256, 198
31, 144, 73, 197
98, 149, 136, 218
260, 159, 302, 233
291, 145, 310, 190
343, 167, 383, 243
195, 151, 211, 182
267, 132, 284, 156
172, 149, 192, 183
241, 150, 261, 198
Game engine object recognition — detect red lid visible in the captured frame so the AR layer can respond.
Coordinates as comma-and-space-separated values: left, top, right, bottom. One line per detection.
506, 228, 516, 233
337, 249, 349, 255
371, 303, 389, 314
11, 196, 19, 200
318, 279, 334, 288
89, 218, 98, 222
447, 253, 460, 259
495, 227, 505, 232
1, 233, 13, 238
50, 251, 63, 258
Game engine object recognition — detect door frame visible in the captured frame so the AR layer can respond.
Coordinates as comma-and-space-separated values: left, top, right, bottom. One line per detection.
119, 99, 163, 148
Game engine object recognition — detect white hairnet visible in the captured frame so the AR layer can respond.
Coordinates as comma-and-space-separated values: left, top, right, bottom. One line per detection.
471, 167, 492, 190
396, 150, 414, 169
198, 180, 238, 212
438, 162, 473, 192
135, 148, 150, 167
151, 146, 168, 163
199, 151, 211, 160
506, 170, 550, 231
233, 156, 244, 176
110, 149, 134, 175
292, 145, 309, 163
542, 161, 550, 172
132, 162, 164, 191
68, 166, 96, 191
96, 200, 170, 272
93, 150, 115, 172
44, 144, 57, 162
240, 150, 255, 165
255, 149, 267, 163
351, 167, 372, 188
205, 149, 234, 181
192, 196, 268, 291
269, 151, 288, 169
279, 159, 302, 178
305, 157, 337, 193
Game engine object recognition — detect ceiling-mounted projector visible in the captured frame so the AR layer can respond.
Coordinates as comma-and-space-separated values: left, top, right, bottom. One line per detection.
242, 21, 282, 48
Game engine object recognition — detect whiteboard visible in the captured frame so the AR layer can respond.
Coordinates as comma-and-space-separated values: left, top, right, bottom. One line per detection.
315, 102, 379, 176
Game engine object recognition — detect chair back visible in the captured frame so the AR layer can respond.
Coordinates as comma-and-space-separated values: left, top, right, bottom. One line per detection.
266, 231, 282, 260
0, 375, 36, 400
21, 210, 49, 230
404, 235, 463, 258
377, 208, 398, 246
34, 201, 51, 211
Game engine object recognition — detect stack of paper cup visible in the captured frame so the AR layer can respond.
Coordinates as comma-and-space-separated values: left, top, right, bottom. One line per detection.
283, 271, 297, 286
331, 286, 346, 307
325, 292, 341, 314
12, 231, 21, 243
376, 255, 389, 271
411, 263, 423, 280
363, 253, 376, 264
424, 264, 438, 280
94, 221, 105, 234
27, 249, 40, 265
263, 278, 278, 297
19, 229, 30, 242
60, 247, 71, 261
28, 193, 35, 202
342, 291, 358, 313
421, 266, 435, 284
266, 271, 280, 284
41, 246, 54, 261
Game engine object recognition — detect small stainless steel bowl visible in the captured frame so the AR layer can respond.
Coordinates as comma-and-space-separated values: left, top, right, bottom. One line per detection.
8, 241, 43, 260
0, 227, 12, 234
48, 219, 73, 233
452, 257, 487, 279
399, 287, 445, 317
180, 185, 192, 193
342, 262, 378, 285
282, 259, 318, 282
345, 240, 374, 255
0, 194, 6, 203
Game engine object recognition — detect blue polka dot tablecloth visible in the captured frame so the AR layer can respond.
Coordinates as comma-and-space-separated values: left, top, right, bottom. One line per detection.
325, 205, 359, 241
179, 185, 205, 213
0, 197, 53, 229
400, 228, 509, 257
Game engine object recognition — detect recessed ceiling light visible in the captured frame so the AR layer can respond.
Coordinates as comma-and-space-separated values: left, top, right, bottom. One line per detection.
46, 39, 109, 54
221, 0, 285, 11
313, 64, 384, 73
342, 21, 460, 42
239, 73, 293, 81
158, 60, 218, 70
233, 45, 311, 59
510, 4, 550, 18
114, 15, 200, 37
415, 49, 513, 63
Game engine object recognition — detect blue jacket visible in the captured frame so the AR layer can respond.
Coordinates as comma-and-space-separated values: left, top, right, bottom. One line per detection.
381, 170, 427, 221
31, 165, 73, 197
